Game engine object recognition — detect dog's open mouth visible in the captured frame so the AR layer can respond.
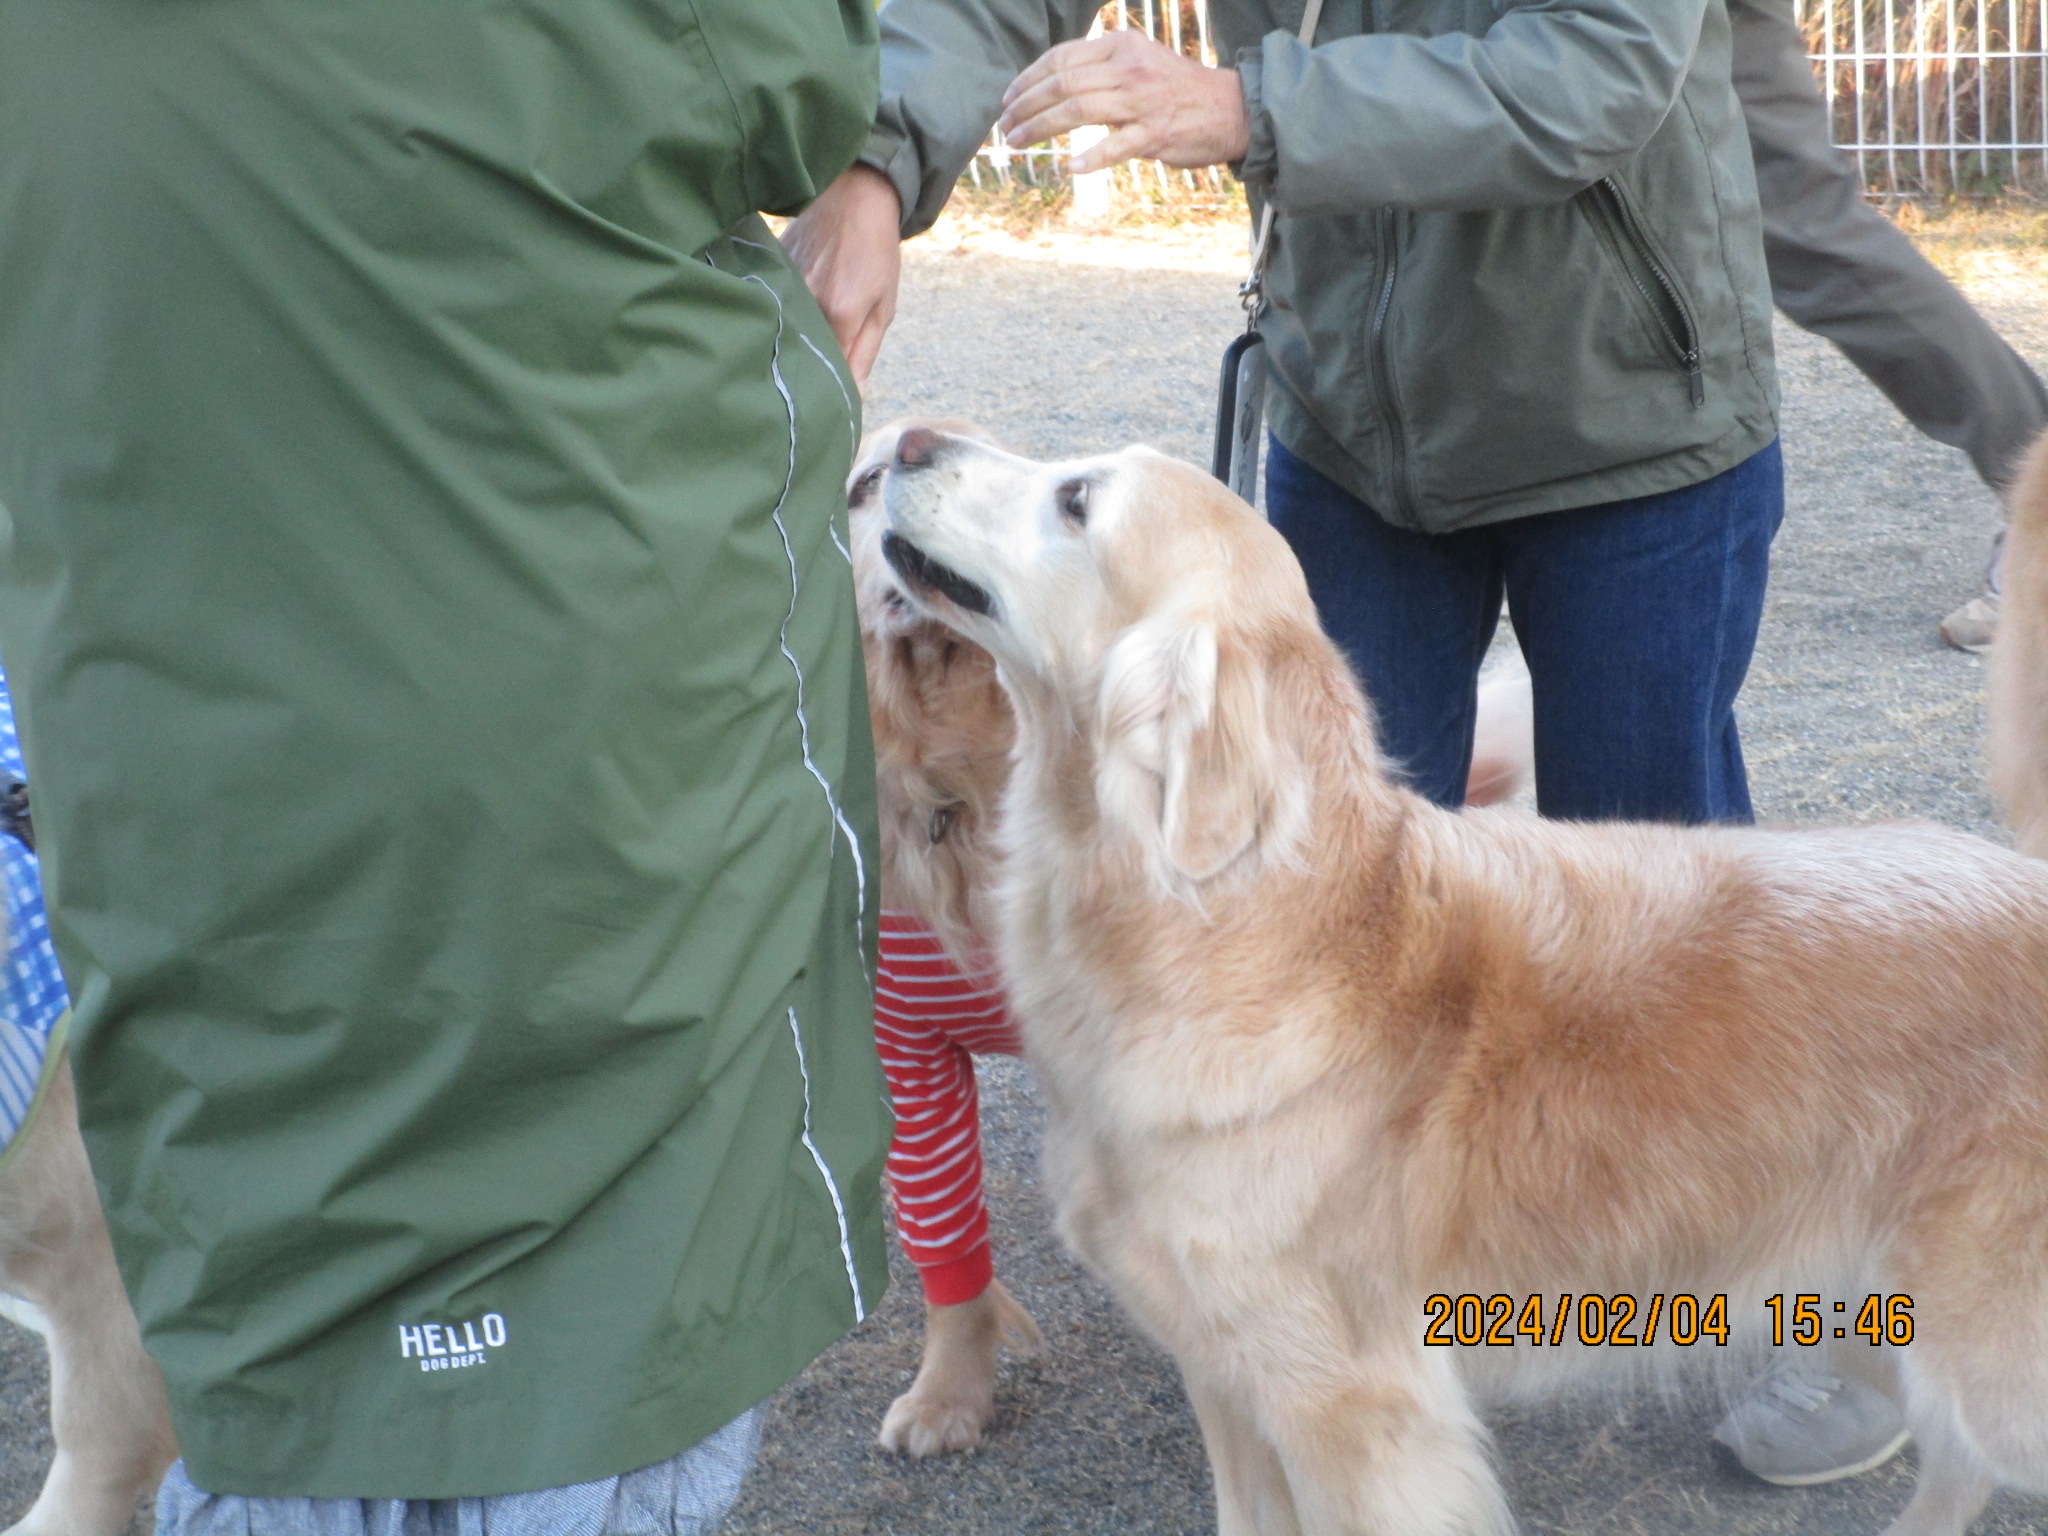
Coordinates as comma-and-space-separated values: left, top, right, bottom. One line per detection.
882, 531, 996, 618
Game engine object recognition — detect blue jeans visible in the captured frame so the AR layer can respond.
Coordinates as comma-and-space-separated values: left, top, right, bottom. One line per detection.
1266, 438, 1785, 824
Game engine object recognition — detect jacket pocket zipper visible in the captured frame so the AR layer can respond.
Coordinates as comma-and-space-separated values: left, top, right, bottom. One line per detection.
1368, 207, 1416, 523
1593, 176, 1705, 407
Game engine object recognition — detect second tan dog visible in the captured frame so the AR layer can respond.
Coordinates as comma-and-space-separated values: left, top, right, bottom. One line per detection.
880, 424, 2048, 1536
849, 424, 1045, 1456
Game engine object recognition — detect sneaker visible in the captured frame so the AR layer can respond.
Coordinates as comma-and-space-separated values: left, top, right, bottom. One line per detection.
1941, 592, 1999, 654
1712, 1359, 1909, 1487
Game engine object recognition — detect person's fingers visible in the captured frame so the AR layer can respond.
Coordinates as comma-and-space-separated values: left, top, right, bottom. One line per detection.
1001, 86, 1149, 150
826, 261, 899, 387
841, 261, 899, 387
781, 164, 902, 377
788, 242, 869, 360
824, 288, 870, 369
846, 300, 893, 388
1000, 34, 1122, 110
997, 59, 1132, 140
1066, 122, 1155, 176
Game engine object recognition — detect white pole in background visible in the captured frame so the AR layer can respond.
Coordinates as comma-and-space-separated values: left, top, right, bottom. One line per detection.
1069, 14, 1115, 221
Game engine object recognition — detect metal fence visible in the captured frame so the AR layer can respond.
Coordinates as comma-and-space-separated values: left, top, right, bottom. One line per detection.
969, 1, 2048, 201
1804, 0, 2048, 193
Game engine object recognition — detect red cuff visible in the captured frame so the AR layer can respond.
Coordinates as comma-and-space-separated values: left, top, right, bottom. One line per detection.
916, 1242, 994, 1307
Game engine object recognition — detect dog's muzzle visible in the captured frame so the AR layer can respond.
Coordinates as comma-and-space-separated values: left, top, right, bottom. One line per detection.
881, 531, 996, 618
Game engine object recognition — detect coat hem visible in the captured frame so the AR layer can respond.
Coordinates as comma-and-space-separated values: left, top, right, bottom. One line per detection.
1267, 380, 1781, 535
169, 1190, 887, 1501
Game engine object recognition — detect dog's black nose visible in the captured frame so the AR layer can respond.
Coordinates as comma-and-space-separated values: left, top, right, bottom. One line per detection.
895, 426, 945, 470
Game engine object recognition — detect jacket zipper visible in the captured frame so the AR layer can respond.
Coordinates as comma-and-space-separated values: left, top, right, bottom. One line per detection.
1594, 176, 1705, 408
1368, 207, 1416, 523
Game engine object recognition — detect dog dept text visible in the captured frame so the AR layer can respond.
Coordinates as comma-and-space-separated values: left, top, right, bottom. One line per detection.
398, 1314, 508, 1371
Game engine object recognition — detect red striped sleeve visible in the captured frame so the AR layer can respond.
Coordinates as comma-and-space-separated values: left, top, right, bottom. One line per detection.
873, 910, 1024, 1305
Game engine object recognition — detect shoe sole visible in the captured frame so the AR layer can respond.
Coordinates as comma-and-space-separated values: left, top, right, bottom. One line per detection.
1744, 1428, 1911, 1487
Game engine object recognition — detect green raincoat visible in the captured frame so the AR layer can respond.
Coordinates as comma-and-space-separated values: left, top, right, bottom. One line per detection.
0, 0, 889, 1499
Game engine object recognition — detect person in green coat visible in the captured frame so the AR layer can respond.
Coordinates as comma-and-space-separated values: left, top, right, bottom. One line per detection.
0, 0, 891, 1521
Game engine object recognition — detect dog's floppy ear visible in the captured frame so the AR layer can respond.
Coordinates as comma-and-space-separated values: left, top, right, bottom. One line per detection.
1094, 619, 1300, 892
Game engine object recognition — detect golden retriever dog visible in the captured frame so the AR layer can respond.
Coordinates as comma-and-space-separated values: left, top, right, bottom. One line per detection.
878, 422, 2048, 1536
0, 1049, 177, 1536
851, 420, 1534, 1460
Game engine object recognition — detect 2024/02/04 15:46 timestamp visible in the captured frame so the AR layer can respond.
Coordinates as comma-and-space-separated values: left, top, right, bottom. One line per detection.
1421, 1292, 1915, 1347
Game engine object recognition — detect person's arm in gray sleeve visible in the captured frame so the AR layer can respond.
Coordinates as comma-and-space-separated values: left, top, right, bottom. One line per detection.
864, 0, 1105, 237
1236, 0, 1708, 214
784, 0, 1097, 382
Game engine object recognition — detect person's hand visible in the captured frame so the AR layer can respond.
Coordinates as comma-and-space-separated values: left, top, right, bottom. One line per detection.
997, 30, 1247, 173
782, 163, 904, 387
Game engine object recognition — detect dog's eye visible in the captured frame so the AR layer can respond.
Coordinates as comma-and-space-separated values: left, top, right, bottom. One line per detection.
849, 465, 886, 508
1057, 479, 1090, 528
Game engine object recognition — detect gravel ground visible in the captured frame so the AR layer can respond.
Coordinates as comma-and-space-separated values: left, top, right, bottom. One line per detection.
5, 237, 2047, 1536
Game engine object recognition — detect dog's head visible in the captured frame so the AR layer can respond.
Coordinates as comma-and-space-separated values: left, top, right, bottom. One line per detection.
848, 420, 943, 649
849, 419, 1015, 957
882, 428, 1337, 896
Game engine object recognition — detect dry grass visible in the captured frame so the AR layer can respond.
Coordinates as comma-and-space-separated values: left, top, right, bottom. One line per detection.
780, 167, 2048, 293
946, 162, 1247, 238
939, 174, 2048, 281
1889, 193, 2048, 281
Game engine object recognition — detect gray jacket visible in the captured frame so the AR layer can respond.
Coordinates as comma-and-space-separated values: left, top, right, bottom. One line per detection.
864, 0, 1779, 533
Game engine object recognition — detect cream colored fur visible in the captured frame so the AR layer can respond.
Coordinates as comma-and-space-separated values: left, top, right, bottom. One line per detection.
855, 418, 1520, 1460
879, 426, 2048, 1536
0, 1052, 176, 1536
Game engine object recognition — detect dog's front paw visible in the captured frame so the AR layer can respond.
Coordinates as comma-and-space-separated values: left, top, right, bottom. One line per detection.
878, 1280, 1040, 1458
879, 1381, 994, 1458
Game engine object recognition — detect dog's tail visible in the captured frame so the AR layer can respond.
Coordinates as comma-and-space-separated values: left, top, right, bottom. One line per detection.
1990, 429, 2048, 857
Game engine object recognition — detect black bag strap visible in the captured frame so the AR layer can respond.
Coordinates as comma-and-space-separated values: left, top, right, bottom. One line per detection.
1212, 0, 1325, 496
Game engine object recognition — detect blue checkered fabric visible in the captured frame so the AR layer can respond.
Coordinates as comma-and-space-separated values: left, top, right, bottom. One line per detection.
0, 666, 65, 1157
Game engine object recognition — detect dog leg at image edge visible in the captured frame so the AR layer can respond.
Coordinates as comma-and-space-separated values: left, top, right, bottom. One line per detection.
1183, 1373, 1300, 1536
1877, 1420, 1995, 1536
0, 1054, 176, 1536
1256, 1353, 1512, 1536
1989, 428, 2048, 855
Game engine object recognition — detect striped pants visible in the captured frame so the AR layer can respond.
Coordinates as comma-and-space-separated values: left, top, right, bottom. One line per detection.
874, 911, 1022, 1306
